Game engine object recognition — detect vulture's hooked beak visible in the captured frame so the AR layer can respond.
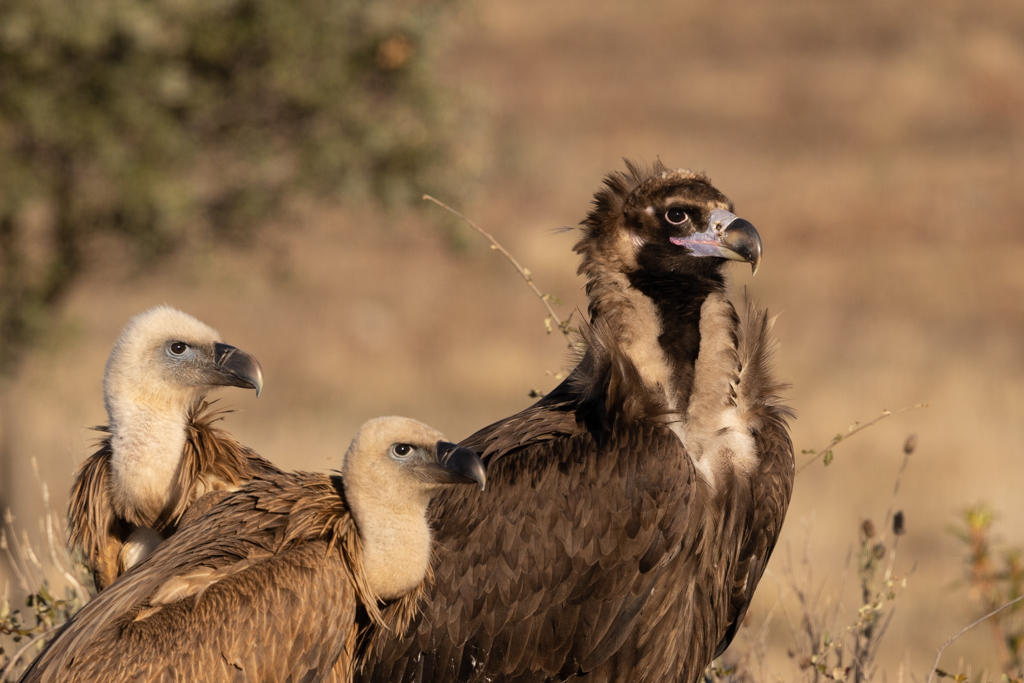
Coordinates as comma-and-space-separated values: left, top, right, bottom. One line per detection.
669, 208, 763, 274
212, 343, 265, 397
427, 441, 487, 491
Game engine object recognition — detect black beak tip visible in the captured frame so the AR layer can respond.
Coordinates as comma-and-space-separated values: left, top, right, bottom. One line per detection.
251, 366, 265, 397
436, 441, 487, 491
722, 218, 763, 274
214, 343, 265, 396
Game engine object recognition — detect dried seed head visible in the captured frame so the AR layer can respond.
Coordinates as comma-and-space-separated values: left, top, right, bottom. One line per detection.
903, 434, 918, 455
893, 510, 906, 536
861, 519, 876, 539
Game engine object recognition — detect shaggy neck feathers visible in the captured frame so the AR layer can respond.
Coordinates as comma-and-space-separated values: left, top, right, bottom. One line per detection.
576, 254, 728, 419
105, 381, 204, 528
680, 292, 757, 488
626, 269, 725, 409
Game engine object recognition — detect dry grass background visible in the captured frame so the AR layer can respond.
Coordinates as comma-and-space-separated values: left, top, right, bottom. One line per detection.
3, 0, 1024, 678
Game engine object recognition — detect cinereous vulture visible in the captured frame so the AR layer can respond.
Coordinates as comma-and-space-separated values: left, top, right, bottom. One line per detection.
360, 161, 794, 682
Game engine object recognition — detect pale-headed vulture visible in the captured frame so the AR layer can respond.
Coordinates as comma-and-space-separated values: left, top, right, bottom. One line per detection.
69, 305, 275, 590
21, 417, 486, 683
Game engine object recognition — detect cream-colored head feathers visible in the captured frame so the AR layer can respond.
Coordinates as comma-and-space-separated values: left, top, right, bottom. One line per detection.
104, 305, 224, 421
102, 305, 257, 533
341, 416, 451, 601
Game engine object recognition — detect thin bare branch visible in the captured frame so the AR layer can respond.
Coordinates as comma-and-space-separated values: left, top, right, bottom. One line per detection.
796, 404, 929, 474
926, 594, 1024, 683
423, 195, 573, 345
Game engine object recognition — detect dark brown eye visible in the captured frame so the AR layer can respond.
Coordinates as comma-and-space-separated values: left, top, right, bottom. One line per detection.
169, 342, 188, 355
665, 208, 689, 225
391, 444, 413, 458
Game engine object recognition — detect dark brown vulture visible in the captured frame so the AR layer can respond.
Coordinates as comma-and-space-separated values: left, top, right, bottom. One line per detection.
21, 417, 487, 683
69, 305, 275, 591
361, 161, 794, 683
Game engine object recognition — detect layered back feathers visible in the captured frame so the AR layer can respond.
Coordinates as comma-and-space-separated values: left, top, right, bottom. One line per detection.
32, 471, 426, 682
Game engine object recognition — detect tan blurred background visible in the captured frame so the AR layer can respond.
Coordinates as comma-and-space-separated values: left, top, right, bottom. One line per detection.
4, 0, 1024, 677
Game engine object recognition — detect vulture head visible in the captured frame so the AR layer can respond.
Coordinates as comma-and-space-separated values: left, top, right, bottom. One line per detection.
342, 416, 486, 600
570, 160, 766, 420
577, 160, 762, 285
104, 305, 263, 425
102, 305, 264, 527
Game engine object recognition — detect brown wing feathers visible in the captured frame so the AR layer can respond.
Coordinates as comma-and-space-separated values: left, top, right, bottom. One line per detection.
66, 436, 124, 593
67, 401, 280, 591
372, 422, 699, 682
50, 162, 791, 683
29, 472, 423, 682
359, 162, 793, 683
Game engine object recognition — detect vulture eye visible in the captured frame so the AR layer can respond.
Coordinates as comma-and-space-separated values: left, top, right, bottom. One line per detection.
390, 443, 414, 458
169, 342, 189, 356
665, 208, 689, 225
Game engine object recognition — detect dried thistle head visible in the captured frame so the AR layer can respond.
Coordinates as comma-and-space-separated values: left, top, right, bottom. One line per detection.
893, 510, 906, 536
903, 434, 918, 455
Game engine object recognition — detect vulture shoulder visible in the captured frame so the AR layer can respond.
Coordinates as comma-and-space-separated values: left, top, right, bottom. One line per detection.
460, 373, 583, 463
68, 402, 278, 591
32, 471, 420, 683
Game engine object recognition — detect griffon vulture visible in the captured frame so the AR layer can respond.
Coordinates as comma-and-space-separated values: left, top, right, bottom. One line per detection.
361, 161, 794, 682
69, 305, 274, 590
21, 417, 487, 683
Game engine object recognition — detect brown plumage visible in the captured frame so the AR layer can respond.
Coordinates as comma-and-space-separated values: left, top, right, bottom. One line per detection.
70, 403, 279, 591
360, 161, 794, 682
22, 417, 487, 683
68, 305, 273, 591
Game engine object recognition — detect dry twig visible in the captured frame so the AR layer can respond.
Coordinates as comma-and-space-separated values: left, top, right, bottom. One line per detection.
926, 595, 1024, 683
423, 195, 573, 345
796, 404, 928, 474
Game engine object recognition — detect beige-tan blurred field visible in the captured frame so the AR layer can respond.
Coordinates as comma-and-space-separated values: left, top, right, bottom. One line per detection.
3, 0, 1024, 678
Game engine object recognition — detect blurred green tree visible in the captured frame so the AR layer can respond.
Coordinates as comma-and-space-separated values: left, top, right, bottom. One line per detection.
0, 0, 463, 381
